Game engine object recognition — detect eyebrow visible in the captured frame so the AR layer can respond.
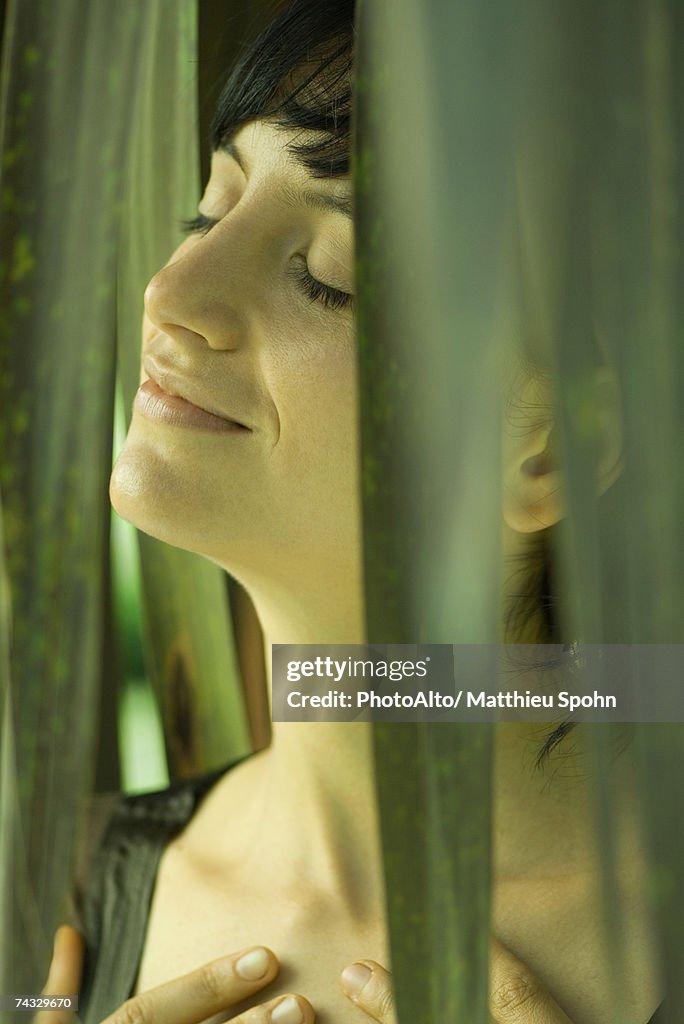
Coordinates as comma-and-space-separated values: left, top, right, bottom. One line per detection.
219, 139, 353, 220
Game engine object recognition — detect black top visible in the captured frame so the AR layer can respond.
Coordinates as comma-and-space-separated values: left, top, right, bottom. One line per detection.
74, 756, 668, 1024
76, 755, 249, 1024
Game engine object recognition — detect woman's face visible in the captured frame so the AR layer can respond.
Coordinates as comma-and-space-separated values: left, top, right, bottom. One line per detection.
110, 119, 360, 584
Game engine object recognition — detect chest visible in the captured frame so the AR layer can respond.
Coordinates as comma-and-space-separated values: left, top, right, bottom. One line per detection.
133, 842, 662, 1024
132, 841, 391, 1024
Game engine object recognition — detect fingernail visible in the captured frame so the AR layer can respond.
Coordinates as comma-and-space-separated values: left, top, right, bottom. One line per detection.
271, 996, 304, 1024
236, 947, 271, 980
341, 963, 372, 999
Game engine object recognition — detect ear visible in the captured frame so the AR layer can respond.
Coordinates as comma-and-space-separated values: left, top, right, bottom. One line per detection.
502, 367, 623, 535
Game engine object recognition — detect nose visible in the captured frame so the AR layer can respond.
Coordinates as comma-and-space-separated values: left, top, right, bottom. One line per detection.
143, 233, 253, 352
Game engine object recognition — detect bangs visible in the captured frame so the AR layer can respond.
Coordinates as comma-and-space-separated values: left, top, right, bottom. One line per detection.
210, 0, 355, 179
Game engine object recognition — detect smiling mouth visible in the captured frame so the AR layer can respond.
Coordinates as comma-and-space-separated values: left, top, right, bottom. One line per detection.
135, 378, 251, 434
140, 355, 252, 431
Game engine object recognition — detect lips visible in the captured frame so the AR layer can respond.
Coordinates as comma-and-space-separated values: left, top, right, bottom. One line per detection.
142, 355, 249, 430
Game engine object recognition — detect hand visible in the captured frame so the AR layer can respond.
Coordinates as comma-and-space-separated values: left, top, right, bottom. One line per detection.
35, 925, 85, 1024
340, 936, 574, 1023
39, 927, 315, 1024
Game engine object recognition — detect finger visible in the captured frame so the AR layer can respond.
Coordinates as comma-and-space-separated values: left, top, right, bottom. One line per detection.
340, 960, 397, 1024
100, 946, 280, 1024
40, 926, 85, 994
228, 991, 314, 1024
35, 926, 85, 1024
489, 936, 573, 1023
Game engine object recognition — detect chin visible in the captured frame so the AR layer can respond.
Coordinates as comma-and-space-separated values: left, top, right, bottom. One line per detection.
108, 441, 265, 572
109, 444, 212, 557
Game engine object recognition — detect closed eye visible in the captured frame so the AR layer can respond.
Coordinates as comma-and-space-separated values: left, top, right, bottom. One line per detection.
287, 258, 354, 313
180, 212, 216, 236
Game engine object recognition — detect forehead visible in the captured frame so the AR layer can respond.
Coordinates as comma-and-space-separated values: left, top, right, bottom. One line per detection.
224, 120, 307, 175
217, 119, 347, 181
210, 119, 354, 219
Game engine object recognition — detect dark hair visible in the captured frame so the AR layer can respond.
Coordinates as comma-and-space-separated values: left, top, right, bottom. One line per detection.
504, 530, 561, 646
209, 0, 355, 179
502, 529, 578, 767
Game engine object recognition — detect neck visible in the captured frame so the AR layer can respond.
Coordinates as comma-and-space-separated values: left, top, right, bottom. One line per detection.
207, 530, 642, 918
206, 555, 386, 922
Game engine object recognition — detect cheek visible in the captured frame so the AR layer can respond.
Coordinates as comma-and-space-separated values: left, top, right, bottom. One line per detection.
270, 316, 357, 420
268, 324, 359, 488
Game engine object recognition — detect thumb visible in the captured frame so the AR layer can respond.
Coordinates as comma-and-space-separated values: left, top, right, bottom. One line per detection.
339, 940, 574, 1024
36, 925, 85, 1024
340, 960, 397, 1023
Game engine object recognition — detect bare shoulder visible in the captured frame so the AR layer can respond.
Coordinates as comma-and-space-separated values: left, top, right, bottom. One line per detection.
164, 749, 269, 871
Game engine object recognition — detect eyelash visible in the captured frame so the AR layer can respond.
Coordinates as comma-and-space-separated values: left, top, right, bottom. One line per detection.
180, 213, 354, 314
